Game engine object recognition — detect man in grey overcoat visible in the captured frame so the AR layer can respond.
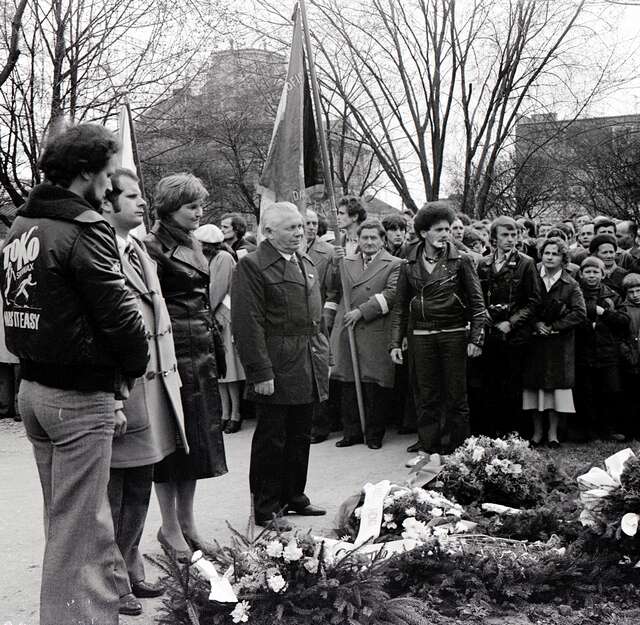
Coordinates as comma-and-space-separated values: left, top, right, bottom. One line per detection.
231, 202, 329, 531
103, 169, 188, 615
324, 219, 403, 449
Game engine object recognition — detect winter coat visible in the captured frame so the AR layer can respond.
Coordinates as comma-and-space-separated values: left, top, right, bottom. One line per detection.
306, 236, 336, 303
603, 265, 628, 297
620, 299, 640, 370
523, 270, 586, 389
0, 183, 148, 391
390, 241, 486, 349
144, 221, 227, 479
477, 250, 542, 345
112, 236, 188, 468
230, 240, 330, 405
575, 282, 629, 369
327, 249, 403, 388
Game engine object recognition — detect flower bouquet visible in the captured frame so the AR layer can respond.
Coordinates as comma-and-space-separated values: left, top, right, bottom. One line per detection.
336, 481, 474, 547
154, 528, 431, 625
578, 448, 640, 545
438, 434, 546, 507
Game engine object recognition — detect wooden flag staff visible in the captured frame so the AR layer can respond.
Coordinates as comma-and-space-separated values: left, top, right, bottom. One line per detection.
298, 0, 367, 436
124, 99, 151, 231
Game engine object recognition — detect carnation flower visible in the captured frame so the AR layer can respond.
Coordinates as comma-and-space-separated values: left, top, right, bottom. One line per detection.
282, 538, 303, 562
354, 506, 362, 518
265, 540, 283, 559
383, 496, 394, 507
303, 557, 319, 573
472, 446, 485, 462
230, 600, 251, 623
404, 506, 417, 517
382, 513, 397, 529
401, 517, 430, 541
430, 507, 443, 517
267, 573, 287, 593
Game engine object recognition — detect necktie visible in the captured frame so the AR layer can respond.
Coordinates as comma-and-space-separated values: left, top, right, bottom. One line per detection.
126, 242, 144, 281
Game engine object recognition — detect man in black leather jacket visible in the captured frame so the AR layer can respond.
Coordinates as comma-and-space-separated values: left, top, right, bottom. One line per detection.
390, 203, 486, 455
475, 216, 541, 436
0, 123, 149, 625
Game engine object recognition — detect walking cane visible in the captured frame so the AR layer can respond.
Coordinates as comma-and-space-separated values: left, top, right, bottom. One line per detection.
299, 0, 367, 435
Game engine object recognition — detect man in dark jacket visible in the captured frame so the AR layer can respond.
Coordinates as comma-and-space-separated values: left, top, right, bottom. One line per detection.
390, 203, 486, 455
0, 124, 149, 625
220, 211, 256, 259
476, 216, 541, 436
231, 202, 330, 531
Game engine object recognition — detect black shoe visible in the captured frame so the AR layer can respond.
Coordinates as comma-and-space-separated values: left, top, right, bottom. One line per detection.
529, 438, 544, 448
157, 528, 192, 564
335, 437, 363, 448
132, 579, 165, 599
287, 504, 326, 516
406, 441, 423, 453
367, 441, 382, 450
310, 434, 328, 444
255, 516, 292, 531
547, 439, 561, 449
224, 419, 241, 434
119, 593, 142, 616
183, 532, 217, 554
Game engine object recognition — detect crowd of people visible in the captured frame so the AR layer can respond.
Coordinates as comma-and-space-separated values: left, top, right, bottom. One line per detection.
3, 122, 640, 625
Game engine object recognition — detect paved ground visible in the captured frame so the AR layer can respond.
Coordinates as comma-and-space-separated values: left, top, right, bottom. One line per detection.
0, 417, 414, 625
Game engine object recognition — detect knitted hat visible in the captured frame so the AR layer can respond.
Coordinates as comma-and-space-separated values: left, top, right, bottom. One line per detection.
194, 224, 224, 244
580, 256, 605, 272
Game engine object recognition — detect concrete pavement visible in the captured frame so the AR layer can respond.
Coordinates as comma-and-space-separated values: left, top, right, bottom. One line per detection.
0, 417, 413, 624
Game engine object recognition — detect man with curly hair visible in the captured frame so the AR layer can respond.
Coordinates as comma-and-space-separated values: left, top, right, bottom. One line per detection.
1, 123, 149, 625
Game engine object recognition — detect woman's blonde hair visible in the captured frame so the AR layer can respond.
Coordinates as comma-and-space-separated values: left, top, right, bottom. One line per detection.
154, 173, 208, 218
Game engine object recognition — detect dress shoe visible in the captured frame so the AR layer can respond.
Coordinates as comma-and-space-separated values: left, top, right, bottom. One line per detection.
224, 419, 241, 434
287, 504, 326, 516
157, 528, 192, 564
335, 437, 363, 448
529, 438, 544, 448
310, 433, 328, 444
547, 439, 561, 449
406, 441, 424, 453
367, 441, 382, 450
255, 516, 292, 532
119, 593, 142, 616
132, 579, 166, 599
220, 418, 230, 431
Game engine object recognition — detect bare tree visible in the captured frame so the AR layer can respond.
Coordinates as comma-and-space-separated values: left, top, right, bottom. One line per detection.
0, 0, 230, 207
0, 0, 28, 88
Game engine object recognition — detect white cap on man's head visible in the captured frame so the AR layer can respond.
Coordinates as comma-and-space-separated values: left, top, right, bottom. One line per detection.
194, 224, 224, 244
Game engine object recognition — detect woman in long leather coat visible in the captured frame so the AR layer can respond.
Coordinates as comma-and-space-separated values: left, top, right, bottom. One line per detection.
145, 173, 227, 558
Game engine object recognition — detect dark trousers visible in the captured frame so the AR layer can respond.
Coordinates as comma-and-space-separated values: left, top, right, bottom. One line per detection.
479, 334, 524, 436
0, 363, 18, 418
575, 365, 622, 440
413, 331, 470, 454
250, 402, 312, 521
108, 464, 153, 590
340, 381, 391, 443
396, 361, 417, 431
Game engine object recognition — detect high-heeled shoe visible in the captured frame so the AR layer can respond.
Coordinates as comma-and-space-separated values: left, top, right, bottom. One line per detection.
224, 419, 241, 434
157, 528, 192, 564
182, 532, 218, 554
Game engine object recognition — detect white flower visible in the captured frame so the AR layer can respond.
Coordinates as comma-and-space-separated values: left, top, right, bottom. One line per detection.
303, 557, 319, 573
485, 464, 496, 476
282, 538, 303, 562
433, 526, 450, 538
430, 507, 443, 518
383, 496, 394, 507
265, 540, 284, 559
383, 512, 394, 522
404, 506, 417, 517
401, 517, 430, 541
414, 489, 429, 504
446, 507, 463, 518
471, 446, 485, 462
267, 573, 287, 593
354, 506, 362, 518
230, 600, 251, 623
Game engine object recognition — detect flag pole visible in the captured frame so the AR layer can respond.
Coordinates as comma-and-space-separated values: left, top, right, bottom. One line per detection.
124, 98, 151, 231
298, 0, 367, 435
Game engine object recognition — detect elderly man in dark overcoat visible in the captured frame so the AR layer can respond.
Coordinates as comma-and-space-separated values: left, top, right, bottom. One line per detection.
325, 219, 403, 449
231, 201, 330, 531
